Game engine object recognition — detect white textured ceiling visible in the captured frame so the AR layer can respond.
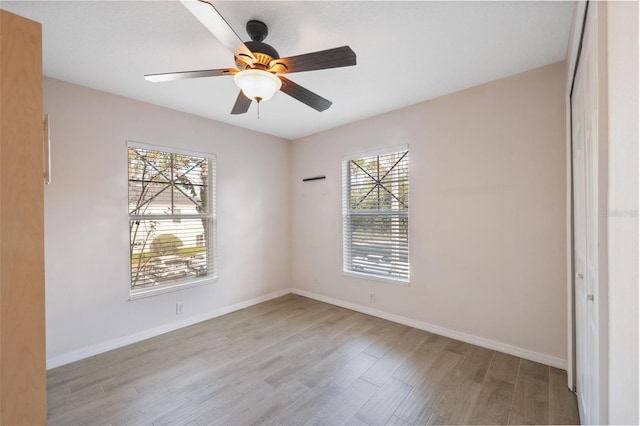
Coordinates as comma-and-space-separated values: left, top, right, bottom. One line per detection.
2, 1, 574, 140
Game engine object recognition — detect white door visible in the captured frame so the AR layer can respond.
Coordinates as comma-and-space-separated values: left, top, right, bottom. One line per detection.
571, 4, 601, 424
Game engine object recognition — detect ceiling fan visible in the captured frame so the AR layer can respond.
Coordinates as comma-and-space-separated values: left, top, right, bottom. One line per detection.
145, 0, 357, 115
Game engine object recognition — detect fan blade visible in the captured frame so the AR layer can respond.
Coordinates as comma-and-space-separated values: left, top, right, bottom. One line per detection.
271, 46, 356, 74
145, 68, 237, 82
230, 91, 252, 115
279, 77, 332, 112
180, 0, 255, 62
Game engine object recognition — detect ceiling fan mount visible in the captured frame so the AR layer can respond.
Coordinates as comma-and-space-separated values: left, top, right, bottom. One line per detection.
145, 0, 357, 115
246, 20, 268, 42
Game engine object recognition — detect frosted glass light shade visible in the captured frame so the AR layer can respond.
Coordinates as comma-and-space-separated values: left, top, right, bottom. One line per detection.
234, 69, 282, 102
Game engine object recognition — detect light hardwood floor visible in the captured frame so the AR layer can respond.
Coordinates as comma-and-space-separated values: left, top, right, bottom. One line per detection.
47, 294, 580, 425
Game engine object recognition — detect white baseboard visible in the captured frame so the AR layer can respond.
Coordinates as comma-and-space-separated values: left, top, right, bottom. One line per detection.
46, 288, 292, 370
291, 288, 567, 370
48, 287, 567, 371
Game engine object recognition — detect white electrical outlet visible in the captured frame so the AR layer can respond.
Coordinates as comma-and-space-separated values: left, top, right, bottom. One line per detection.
369, 292, 375, 303
176, 303, 184, 315
313, 279, 319, 286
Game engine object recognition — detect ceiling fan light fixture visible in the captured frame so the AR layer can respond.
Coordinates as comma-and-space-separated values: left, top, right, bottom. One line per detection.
234, 69, 282, 102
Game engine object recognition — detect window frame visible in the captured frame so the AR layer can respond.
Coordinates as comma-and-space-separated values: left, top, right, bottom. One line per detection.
127, 141, 217, 300
342, 145, 410, 286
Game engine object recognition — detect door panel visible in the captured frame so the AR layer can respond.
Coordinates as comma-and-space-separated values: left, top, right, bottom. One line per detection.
572, 62, 588, 423
571, 3, 600, 424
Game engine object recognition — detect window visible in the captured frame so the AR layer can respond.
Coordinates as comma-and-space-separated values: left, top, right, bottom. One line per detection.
128, 143, 216, 296
343, 147, 409, 283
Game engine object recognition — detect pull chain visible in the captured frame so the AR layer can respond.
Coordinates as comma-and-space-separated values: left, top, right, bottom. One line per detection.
255, 97, 262, 119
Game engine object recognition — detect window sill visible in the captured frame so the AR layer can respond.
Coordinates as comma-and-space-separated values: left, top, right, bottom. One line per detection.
343, 270, 409, 286
128, 276, 217, 301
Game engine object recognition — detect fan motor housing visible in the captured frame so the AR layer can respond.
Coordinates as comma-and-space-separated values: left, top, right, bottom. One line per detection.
247, 41, 279, 59
236, 41, 280, 70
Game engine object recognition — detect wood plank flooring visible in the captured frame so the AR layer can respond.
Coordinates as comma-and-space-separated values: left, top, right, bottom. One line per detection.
47, 294, 580, 425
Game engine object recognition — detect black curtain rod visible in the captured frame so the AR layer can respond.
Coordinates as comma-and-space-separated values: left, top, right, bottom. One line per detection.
302, 176, 326, 182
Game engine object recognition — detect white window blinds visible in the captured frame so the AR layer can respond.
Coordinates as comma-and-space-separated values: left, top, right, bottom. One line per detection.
343, 147, 409, 283
128, 144, 216, 294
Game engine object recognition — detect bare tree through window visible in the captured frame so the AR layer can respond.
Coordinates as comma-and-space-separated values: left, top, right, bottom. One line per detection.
128, 146, 215, 292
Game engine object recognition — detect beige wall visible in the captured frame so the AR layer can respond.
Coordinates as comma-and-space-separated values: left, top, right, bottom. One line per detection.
291, 62, 568, 364
44, 61, 571, 369
44, 78, 291, 366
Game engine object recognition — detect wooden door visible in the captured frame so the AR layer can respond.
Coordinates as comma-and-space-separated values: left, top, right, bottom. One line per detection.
0, 9, 47, 425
